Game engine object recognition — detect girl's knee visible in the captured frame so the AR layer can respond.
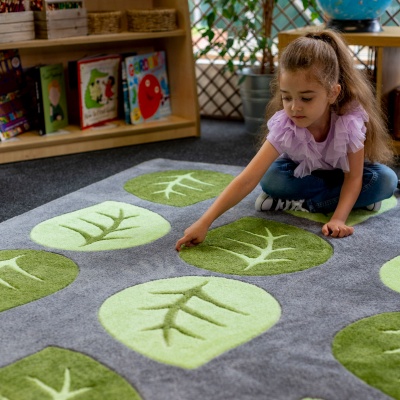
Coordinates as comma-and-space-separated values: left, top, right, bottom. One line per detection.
379, 166, 398, 197
364, 164, 398, 199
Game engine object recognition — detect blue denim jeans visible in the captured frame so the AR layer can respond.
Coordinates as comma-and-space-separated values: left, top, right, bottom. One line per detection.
259, 158, 398, 213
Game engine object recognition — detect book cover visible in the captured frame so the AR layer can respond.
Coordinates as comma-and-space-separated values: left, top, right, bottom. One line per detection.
125, 51, 171, 125
38, 63, 69, 134
26, 63, 69, 135
77, 54, 121, 129
0, 49, 30, 140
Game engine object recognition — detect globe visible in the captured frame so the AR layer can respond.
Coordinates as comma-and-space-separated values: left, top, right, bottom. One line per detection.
316, 0, 392, 32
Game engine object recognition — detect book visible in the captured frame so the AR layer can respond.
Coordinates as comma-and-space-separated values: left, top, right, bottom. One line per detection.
124, 51, 171, 125
121, 61, 130, 124
76, 54, 121, 129
120, 52, 137, 125
26, 63, 69, 135
0, 49, 30, 141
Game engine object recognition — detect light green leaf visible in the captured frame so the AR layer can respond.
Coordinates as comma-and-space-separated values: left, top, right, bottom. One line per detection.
333, 312, 400, 399
380, 256, 400, 293
30, 201, 170, 251
99, 276, 281, 369
286, 196, 397, 226
0, 347, 141, 399
0, 250, 78, 312
124, 170, 234, 207
179, 217, 332, 276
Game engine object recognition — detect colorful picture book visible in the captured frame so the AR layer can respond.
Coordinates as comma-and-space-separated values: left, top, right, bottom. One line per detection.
0, 49, 30, 141
124, 51, 171, 125
26, 63, 69, 135
76, 54, 121, 129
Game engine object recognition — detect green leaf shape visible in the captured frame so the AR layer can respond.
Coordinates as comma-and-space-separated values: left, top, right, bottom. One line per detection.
380, 256, 400, 294
0, 346, 142, 400
30, 201, 170, 251
0, 250, 78, 313
124, 169, 234, 207
286, 196, 397, 225
99, 276, 281, 369
179, 217, 332, 276
332, 312, 400, 399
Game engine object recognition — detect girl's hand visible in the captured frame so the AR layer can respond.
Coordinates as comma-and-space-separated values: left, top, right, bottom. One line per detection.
322, 219, 354, 238
175, 220, 209, 251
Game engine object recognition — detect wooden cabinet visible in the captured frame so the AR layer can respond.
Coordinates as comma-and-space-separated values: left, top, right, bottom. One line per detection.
0, 0, 200, 164
278, 26, 400, 154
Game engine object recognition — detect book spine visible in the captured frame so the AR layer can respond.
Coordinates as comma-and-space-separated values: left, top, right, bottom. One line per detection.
121, 61, 131, 125
35, 67, 46, 135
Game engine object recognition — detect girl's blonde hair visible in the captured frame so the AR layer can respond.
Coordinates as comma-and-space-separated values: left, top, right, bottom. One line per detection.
264, 29, 393, 164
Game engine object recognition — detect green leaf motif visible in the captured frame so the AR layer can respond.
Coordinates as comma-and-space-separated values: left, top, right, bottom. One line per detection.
30, 201, 170, 251
124, 170, 234, 207
0, 347, 142, 399
286, 196, 397, 226
179, 217, 332, 276
380, 256, 400, 294
0, 250, 78, 313
333, 312, 400, 399
99, 276, 281, 369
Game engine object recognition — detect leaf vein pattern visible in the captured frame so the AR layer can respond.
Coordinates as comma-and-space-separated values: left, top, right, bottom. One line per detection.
27, 368, 91, 400
152, 173, 214, 199
210, 227, 294, 271
141, 280, 248, 345
383, 329, 400, 354
0, 255, 43, 290
60, 209, 139, 247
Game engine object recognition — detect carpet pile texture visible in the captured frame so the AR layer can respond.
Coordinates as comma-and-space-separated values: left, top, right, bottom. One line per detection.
0, 158, 399, 400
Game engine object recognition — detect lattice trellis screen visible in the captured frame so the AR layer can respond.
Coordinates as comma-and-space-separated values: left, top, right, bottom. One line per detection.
190, 0, 400, 119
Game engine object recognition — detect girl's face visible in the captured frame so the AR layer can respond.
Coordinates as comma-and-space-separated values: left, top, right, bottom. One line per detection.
279, 69, 340, 140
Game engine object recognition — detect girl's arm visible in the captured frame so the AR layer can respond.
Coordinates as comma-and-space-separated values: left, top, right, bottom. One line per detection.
175, 141, 279, 251
322, 148, 364, 238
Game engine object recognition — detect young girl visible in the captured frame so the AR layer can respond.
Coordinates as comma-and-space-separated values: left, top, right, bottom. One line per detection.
176, 29, 398, 250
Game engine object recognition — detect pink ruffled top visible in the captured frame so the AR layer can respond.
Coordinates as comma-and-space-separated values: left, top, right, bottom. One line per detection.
266, 105, 368, 178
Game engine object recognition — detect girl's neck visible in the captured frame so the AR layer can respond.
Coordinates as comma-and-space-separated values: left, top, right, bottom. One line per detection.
308, 109, 331, 142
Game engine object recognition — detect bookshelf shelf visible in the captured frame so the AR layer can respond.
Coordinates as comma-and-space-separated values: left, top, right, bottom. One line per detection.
0, 0, 200, 164
0, 30, 187, 50
0, 116, 196, 163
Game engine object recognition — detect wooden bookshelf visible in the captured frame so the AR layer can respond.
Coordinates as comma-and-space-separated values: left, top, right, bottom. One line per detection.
278, 26, 400, 155
0, 0, 200, 164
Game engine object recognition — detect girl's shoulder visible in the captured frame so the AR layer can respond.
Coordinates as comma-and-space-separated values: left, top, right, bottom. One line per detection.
329, 104, 367, 158
333, 104, 368, 139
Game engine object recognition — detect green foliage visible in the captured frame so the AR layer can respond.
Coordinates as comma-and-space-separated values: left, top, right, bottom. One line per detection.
196, 0, 317, 74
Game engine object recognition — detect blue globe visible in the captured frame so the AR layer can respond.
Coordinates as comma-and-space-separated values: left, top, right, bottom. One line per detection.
316, 0, 392, 21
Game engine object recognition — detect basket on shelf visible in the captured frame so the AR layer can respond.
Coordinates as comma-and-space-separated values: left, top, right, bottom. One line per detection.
88, 10, 122, 35
126, 8, 177, 32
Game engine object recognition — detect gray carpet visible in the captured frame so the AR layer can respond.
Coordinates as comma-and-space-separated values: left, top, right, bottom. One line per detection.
0, 119, 258, 223
1, 157, 400, 399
